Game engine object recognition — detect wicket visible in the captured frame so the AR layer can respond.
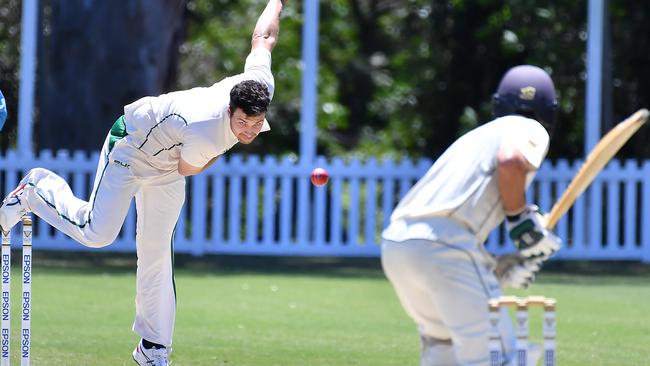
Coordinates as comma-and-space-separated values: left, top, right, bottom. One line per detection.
1, 215, 32, 366
488, 295, 556, 366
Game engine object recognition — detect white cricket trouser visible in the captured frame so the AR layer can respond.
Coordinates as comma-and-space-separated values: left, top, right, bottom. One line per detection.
18, 132, 184, 347
381, 235, 515, 366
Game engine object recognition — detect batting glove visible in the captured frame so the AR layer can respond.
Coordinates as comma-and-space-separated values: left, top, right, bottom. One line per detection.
506, 205, 561, 258
494, 252, 543, 289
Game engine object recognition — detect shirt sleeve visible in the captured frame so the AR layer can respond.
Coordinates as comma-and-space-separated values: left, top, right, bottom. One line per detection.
242, 48, 275, 98
500, 117, 550, 169
180, 127, 218, 168
207, 48, 275, 102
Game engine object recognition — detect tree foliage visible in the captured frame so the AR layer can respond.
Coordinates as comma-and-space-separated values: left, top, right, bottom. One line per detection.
179, 0, 304, 158
36, 0, 186, 151
308, 0, 590, 160
0, 0, 649, 159
180, 0, 592, 160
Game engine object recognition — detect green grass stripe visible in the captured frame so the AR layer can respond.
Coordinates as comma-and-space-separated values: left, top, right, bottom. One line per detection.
6, 257, 650, 366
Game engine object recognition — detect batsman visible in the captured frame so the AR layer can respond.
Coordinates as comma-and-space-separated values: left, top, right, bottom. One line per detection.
0, 1, 286, 364
381, 65, 561, 365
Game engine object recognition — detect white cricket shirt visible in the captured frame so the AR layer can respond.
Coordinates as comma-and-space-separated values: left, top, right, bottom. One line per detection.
382, 116, 549, 244
122, 47, 274, 171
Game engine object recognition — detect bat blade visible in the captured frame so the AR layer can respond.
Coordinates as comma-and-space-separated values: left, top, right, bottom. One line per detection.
545, 108, 649, 229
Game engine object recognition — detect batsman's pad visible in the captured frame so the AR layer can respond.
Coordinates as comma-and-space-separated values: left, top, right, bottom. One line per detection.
494, 252, 543, 289
507, 205, 561, 258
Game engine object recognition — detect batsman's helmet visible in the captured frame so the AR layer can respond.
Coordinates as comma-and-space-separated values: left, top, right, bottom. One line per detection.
493, 65, 558, 133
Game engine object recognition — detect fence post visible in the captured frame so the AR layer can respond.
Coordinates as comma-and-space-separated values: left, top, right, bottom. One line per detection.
262, 155, 278, 246
622, 160, 638, 255
329, 158, 345, 247
228, 155, 243, 246
313, 155, 328, 247
279, 156, 294, 246
642, 161, 650, 263
605, 160, 621, 252
364, 157, 378, 246
245, 155, 261, 246
380, 158, 396, 230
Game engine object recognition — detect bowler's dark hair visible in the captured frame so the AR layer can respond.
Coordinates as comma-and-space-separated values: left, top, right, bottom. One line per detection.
229, 80, 270, 116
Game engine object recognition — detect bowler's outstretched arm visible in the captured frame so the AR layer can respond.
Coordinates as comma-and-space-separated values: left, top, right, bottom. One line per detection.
251, 0, 285, 52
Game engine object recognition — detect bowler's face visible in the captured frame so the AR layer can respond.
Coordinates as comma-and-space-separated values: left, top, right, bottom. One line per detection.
229, 107, 265, 144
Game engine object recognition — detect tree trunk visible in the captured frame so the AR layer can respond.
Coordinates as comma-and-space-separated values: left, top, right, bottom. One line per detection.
37, 0, 186, 152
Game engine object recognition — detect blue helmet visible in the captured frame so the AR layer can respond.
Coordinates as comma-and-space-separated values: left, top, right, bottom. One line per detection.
493, 65, 558, 132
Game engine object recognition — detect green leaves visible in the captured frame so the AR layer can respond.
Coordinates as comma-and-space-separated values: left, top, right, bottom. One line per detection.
175, 1, 650, 160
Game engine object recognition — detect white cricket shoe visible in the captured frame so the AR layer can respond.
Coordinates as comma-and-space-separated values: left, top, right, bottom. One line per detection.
0, 184, 30, 232
132, 340, 171, 366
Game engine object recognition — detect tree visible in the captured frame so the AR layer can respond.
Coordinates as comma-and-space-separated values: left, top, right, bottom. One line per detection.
2, 1, 649, 159
37, 0, 187, 151
179, 0, 303, 157
316, 0, 588, 160
609, 0, 650, 158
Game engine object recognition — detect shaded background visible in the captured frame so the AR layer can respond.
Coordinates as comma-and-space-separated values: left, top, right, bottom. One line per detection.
0, 0, 648, 159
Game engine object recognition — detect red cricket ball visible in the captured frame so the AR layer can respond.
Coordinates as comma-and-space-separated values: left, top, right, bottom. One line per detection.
310, 167, 329, 187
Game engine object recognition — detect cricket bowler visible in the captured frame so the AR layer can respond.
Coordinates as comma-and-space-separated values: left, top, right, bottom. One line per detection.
0, 1, 286, 364
381, 65, 562, 366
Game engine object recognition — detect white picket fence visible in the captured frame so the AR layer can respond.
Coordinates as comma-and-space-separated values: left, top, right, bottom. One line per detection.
1, 150, 649, 262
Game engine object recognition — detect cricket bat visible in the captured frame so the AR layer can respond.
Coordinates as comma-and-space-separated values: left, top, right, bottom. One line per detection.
545, 108, 649, 229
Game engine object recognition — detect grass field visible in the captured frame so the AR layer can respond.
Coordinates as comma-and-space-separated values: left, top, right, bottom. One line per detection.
7, 254, 650, 365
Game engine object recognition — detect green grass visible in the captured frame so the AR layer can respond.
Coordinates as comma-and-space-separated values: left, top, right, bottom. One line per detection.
7, 255, 650, 365
510, 272, 650, 366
